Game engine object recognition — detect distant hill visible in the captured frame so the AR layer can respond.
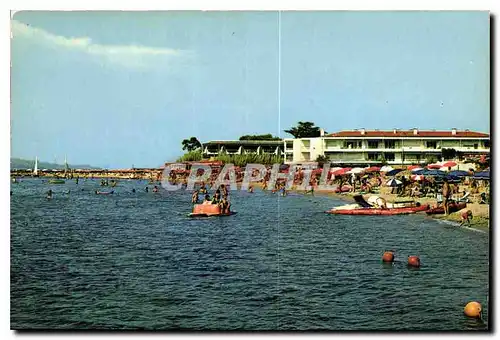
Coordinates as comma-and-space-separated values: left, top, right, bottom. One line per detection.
10, 158, 101, 170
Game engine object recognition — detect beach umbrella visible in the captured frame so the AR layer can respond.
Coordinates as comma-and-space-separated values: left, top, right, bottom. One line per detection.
422, 169, 446, 177
407, 165, 422, 171
364, 166, 381, 173
386, 178, 402, 187
472, 170, 490, 180
386, 169, 403, 177
332, 167, 351, 176
442, 161, 457, 168
412, 169, 424, 175
410, 167, 424, 173
347, 167, 365, 174
448, 170, 470, 177
427, 164, 442, 169
411, 174, 424, 181
380, 165, 394, 172
329, 167, 343, 173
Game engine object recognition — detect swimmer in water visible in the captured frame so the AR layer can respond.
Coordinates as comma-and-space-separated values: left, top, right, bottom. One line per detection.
132, 188, 136, 193
46, 189, 53, 199
248, 186, 254, 193
153, 185, 159, 193
145, 186, 149, 193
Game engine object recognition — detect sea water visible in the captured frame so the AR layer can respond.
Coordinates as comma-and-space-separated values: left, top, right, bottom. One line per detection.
10, 178, 489, 330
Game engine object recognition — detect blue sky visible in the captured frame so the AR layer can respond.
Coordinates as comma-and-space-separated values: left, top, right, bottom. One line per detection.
11, 11, 489, 168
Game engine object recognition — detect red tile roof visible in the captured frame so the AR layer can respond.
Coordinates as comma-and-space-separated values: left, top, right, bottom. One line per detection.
326, 130, 489, 138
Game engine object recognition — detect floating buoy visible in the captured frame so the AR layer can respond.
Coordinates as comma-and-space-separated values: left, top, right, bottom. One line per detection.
464, 301, 482, 319
407, 256, 420, 268
382, 251, 394, 263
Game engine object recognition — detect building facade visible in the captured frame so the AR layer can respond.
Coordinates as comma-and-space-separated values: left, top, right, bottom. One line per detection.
202, 140, 284, 157
284, 128, 490, 165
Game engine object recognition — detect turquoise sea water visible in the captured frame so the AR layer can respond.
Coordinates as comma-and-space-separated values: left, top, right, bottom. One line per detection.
10, 178, 489, 330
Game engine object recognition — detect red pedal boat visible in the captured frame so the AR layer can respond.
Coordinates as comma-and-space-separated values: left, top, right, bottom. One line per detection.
188, 203, 236, 217
326, 204, 429, 215
326, 195, 429, 215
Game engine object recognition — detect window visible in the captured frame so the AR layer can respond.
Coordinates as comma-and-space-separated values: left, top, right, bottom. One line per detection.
384, 153, 395, 161
426, 141, 437, 149
384, 140, 395, 149
367, 153, 380, 160
474, 144, 478, 149
345, 141, 356, 149
368, 141, 379, 149
484, 140, 490, 148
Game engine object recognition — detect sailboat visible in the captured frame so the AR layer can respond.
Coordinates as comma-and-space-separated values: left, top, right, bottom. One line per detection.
33, 156, 39, 177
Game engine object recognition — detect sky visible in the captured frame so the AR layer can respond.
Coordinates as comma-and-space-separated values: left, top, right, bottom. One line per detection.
11, 11, 490, 168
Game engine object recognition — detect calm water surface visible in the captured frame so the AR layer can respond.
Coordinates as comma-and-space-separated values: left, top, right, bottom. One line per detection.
11, 178, 489, 330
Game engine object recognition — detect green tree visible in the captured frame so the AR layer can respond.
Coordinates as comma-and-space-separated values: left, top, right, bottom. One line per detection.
315, 155, 328, 168
284, 121, 321, 138
239, 134, 281, 141
425, 155, 439, 164
379, 154, 387, 165
177, 150, 203, 162
441, 148, 457, 160
181, 137, 202, 152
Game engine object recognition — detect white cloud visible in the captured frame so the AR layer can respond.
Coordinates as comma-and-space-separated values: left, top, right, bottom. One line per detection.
11, 20, 190, 69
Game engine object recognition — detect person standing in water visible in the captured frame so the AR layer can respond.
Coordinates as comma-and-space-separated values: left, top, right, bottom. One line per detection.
153, 185, 159, 193
46, 189, 53, 200
459, 210, 473, 227
145, 186, 149, 193
220, 194, 231, 214
442, 178, 451, 215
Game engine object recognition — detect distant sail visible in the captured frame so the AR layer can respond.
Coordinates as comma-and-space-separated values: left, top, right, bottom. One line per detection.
64, 155, 69, 174
33, 156, 38, 175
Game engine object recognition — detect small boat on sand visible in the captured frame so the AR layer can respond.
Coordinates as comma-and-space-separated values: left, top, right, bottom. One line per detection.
425, 202, 467, 215
188, 203, 236, 217
326, 195, 429, 215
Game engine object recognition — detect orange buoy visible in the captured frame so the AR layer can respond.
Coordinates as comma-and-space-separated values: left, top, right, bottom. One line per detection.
464, 301, 482, 319
407, 256, 420, 268
382, 251, 394, 263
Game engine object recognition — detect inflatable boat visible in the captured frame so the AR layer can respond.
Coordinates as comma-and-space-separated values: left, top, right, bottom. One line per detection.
425, 202, 467, 215
188, 203, 236, 217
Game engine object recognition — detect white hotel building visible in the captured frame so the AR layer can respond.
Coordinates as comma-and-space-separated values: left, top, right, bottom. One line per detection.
284, 128, 490, 165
